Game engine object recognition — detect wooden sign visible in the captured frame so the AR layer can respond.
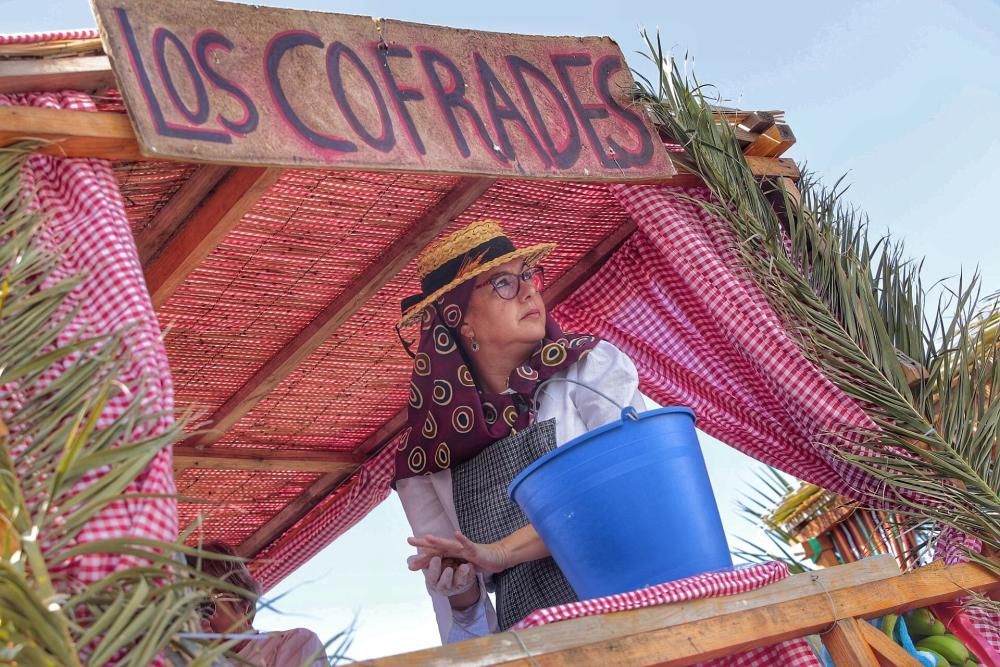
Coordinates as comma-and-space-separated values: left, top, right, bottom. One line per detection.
92, 0, 675, 181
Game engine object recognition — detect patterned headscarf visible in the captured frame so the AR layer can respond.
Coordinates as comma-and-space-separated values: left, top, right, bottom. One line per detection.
395, 280, 599, 482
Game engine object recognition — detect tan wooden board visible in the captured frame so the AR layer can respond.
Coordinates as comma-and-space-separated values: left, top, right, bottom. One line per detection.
92, 0, 675, 182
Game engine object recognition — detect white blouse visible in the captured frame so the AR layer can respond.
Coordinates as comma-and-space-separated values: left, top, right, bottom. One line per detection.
395, 341, 645, 644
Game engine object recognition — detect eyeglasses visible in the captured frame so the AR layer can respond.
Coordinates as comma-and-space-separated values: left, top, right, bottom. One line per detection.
475, 266, 544, 300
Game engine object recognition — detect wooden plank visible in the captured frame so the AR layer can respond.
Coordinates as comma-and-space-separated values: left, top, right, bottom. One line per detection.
0, 55, 115, 94
736, 111, 776, 134
824, 618, 880, 667
744, 124, 796, 158
172, 446, 361, 473
0, 107, 141, 160
238, 220, 638, 558
856, 618, 922, 667
0, 106, 797, 188
144, 166, 282, 309
180, 175, 495, 455
360, 559, 1000, 667
744, 155, 800, 180
93, 0, 675, 181
135, 164, 231, 264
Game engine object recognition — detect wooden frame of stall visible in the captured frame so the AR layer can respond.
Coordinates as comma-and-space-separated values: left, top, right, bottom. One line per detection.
2, 30, 997, 667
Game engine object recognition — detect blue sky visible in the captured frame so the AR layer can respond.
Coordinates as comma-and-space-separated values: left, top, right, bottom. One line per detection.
6, 0, 1000, 660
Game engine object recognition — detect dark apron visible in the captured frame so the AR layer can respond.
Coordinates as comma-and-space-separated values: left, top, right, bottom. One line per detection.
451, 419, 578, 631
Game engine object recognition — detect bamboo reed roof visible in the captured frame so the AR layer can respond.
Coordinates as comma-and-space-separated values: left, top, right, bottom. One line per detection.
0, 31, 800, 586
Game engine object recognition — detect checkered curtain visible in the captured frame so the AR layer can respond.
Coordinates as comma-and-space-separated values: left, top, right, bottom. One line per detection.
554, 184, 880, 500
553, 183, 999, 655
0, 90, 178, 586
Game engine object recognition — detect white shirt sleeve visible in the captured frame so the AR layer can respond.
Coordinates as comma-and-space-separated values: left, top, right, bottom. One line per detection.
537, 341, 645, 444
396, 471, 498, 644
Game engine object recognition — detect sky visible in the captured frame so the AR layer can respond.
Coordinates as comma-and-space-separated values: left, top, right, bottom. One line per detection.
6, 0, 1000, 661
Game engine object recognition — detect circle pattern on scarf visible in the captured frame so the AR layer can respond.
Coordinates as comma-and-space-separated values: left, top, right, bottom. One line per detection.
407, 447, 426, 474
443, 304, 462, 327
503, 404, 519, 427
432, 379, 453, 406
516, 364, 539, 381
422, 412, 437, 439
452, 406, 474, 433
434, 442, 451, 469
408, 382, 423, 409
414, 353, 431, 376
421, 308, 433, 330
433, 325, 456, 354
458, 364, 475, 387
570, 335, 595, 349
541, 342, 567, 366
483, 401, 498, 424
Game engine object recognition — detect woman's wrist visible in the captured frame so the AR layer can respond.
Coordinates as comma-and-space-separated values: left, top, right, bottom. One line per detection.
448, 583, 481, 610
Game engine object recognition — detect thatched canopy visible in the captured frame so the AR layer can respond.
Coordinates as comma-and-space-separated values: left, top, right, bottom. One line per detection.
0, 30, 799, 586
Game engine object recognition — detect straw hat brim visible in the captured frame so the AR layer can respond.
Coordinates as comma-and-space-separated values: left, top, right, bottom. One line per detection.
399, 242, 555, 327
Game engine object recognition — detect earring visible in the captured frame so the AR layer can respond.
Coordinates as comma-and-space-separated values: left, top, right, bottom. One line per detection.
470, 339, 480, 352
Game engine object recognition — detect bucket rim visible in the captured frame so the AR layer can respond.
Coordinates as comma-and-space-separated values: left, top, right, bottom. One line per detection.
507, 405, 696, 501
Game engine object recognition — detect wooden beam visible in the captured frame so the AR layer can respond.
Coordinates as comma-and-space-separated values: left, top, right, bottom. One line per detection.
0, 107, 796, 182
856, 618, 922, 667
0, 55, 115, 94
0, 107, 141, 160
542, 221, 636, 306
181, 176, 496, 455
135, 164, 231, 265
238, 220, 638, 558
744, 155, 800, 180
172, 446, 362, 473
824, 618, 880, 667
144, 166, 283, 309
236, 409, 408, 558
744, 123, 796, 158
360, 558, 999, 667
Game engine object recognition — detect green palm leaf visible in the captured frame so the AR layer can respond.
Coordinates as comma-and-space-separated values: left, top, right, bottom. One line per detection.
634, 38, 998, 602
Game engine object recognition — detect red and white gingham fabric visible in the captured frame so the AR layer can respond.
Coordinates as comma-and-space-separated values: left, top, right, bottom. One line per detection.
513, 561, 819, 666
554, 183, 1000, 656
252, 434, 398, 590
0, 90, 177, 585
0, 29, 99, 45
555, 184, 883, 502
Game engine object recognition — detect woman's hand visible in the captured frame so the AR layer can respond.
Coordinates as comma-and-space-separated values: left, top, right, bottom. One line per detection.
408, 532, 510, 574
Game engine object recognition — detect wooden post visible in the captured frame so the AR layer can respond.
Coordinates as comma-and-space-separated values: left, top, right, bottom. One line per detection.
823, 618, 880, 667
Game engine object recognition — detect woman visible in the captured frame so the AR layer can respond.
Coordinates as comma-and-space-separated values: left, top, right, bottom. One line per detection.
193, 543, 328, 667
395, 220, 644, 642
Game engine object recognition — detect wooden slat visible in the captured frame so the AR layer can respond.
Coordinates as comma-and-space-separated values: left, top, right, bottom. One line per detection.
238, 220, 639, 558
744, 123, 796, 158
824, 618, 880, 667
144, 166, 282, 309
856, 617, 922, 667
135, 164, 231, 265
361, 558, 999, 667
0, 55, 115, 94
0, 107, 141, 160
172, 446, 361, 473
0, 107, 797, 182
180, 176, 496, 456
744, 155, 800, 179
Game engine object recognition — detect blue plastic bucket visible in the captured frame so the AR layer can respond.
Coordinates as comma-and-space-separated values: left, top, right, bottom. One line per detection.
508, 406, 732, 600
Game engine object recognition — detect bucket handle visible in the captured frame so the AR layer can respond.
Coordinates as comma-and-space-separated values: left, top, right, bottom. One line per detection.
533, 377, 640, 423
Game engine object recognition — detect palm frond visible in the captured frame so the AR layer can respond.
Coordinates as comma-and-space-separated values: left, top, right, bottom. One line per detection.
0, 142, 241, 664
634, 39, 998, 579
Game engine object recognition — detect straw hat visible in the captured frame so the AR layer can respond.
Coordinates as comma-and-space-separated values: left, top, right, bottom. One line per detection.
399, 220, 555, 327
